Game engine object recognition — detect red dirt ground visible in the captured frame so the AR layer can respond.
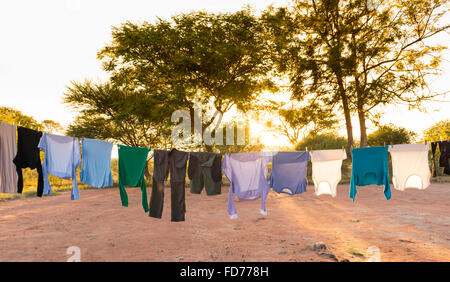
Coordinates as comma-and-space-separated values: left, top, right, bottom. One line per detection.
0, 183, 449, 262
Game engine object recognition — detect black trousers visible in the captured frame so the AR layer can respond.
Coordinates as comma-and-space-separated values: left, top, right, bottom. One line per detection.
149, 177, 164, 219
149, 177, 186, 222
16, 162, 44, 197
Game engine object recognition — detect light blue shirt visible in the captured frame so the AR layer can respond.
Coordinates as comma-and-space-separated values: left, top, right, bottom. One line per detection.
80, 138, 113, 188
38, 133, 81, 200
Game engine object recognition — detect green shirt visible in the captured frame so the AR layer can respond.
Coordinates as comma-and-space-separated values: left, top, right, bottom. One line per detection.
118, 145, 150, 212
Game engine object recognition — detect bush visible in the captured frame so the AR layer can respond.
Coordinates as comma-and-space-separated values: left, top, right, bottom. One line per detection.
367, 124, 416, 146
296, 134, 347, 151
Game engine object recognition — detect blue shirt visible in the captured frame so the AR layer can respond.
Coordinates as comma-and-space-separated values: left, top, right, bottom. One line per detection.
79, 138, 113, 188
350, 146, 391, 201
38, 133, 81, 200
270, 151, 309, 195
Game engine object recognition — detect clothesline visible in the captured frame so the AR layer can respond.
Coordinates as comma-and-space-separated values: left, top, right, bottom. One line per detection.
7, 120, 449, 153
1, 120, 449, 223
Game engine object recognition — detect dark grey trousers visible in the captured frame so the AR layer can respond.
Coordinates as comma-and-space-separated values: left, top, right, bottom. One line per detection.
149, 177, 185, 222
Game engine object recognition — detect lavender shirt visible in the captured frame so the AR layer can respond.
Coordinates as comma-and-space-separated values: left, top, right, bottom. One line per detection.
270, 151, 309, 195
222, 152, 271, 219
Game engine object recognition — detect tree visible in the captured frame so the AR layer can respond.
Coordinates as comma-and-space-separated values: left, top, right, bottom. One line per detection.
345, 0, 449, 146
262, 1, 357, 158
64, 81, 175, 179
0, 107, 63, 134
260, 99, 338, 145
41, 120, 63, 134
262, 0, 449, 154
97, 10, 275, 151
423, 119, 450, 141
64, 81, 173, 148
367, 124, 417, 146
0, 107, 43, 130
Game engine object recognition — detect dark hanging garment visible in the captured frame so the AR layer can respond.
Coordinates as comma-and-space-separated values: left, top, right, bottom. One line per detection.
187, 153, 199, 180
168, 149, 189, 222
439, 141, 450, 175
149, 149, 188, 222
149, 150, 169, 219
211, 154, 223, 183
13, 126, 44, 196
431, 142, 438, 177
188, 152, 222, 196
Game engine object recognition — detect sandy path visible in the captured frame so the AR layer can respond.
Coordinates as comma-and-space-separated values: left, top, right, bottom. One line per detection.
0, 183, 449, 262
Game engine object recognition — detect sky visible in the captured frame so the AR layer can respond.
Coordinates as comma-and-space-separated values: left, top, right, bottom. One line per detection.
0, 0, 449, 147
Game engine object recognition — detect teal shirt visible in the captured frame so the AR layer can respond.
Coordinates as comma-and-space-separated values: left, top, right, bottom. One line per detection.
350, 146, 391, 201
118, 145, 150, 212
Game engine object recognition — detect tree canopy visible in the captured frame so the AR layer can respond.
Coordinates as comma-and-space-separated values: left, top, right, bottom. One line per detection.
63, 1, 448, 153
0, 107, 61, 133
64, 81, 173, 148
423, 119, 450, 141
262, 0, 449, 154
64, 10, 276, 152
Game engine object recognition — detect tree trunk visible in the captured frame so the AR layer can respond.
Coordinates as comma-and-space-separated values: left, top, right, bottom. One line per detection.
336, 76, 354, 159
358, 105, 368, 147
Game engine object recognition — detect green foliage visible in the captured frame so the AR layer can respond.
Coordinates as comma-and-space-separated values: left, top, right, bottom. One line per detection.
262, 0, 449, 148
423, 119, 450, 141
367, 124, 417, 146
67, 10, 275, 151
64, 81, 173, 148
99, 10, 274, 116
278, 103, 338, 144
0, 107, 43, 130
296, 134, 347, 151
0, 107, 62, 133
